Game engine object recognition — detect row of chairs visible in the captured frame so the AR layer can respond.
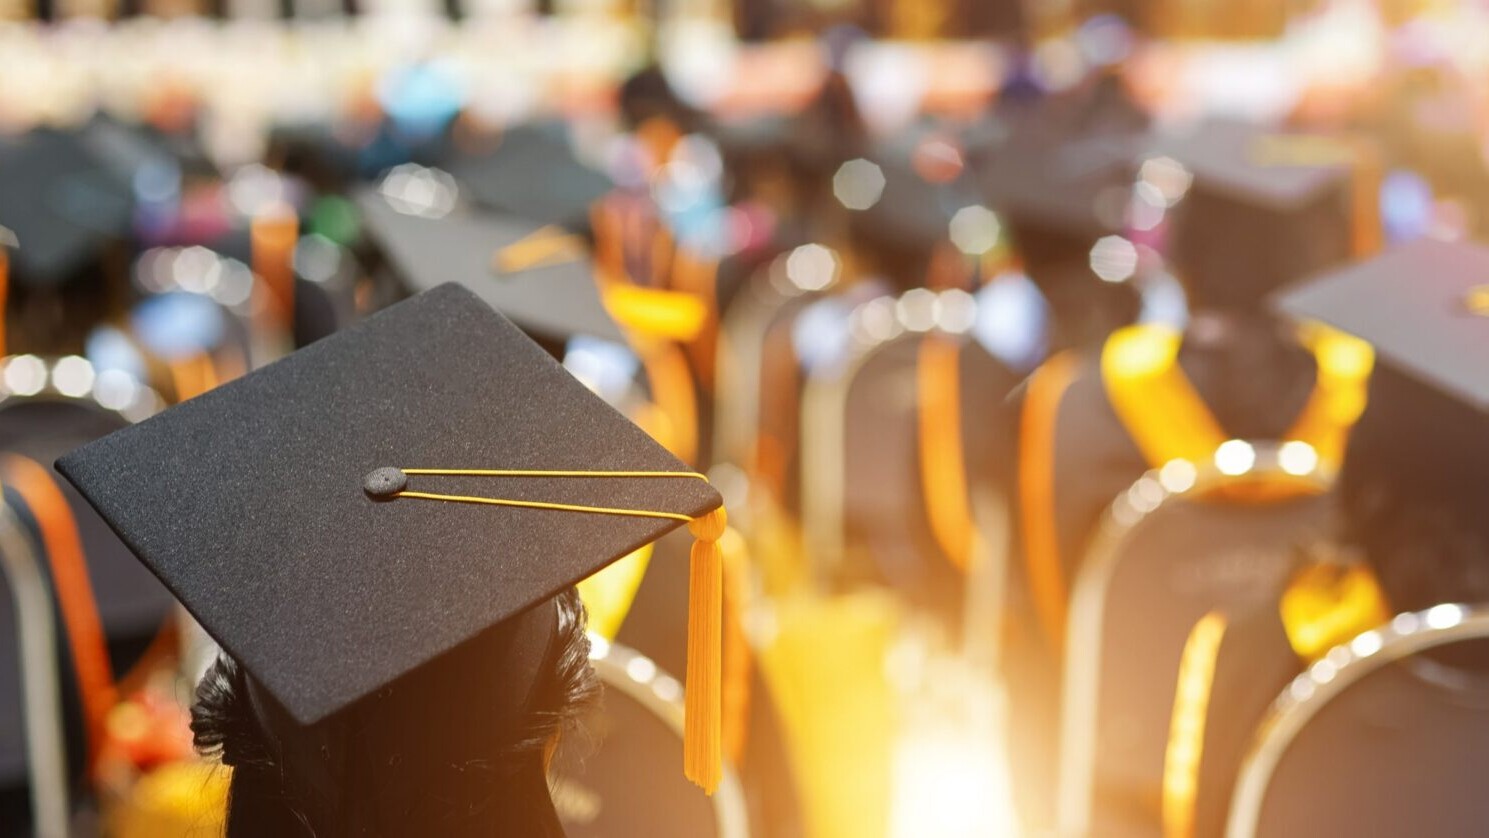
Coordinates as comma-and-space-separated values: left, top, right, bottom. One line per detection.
716, 251, 1489, 836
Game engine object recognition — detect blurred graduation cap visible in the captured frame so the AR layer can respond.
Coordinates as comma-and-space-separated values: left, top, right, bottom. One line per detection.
56, 284, 728, 789
447, 123, 613, 231
1154, 119, 1361, 307
976, 96, 1142, 276
861, 131, 973, 240
0, 123, 143, 288
356, 188, 624, 345
1273, 236, 1489, 413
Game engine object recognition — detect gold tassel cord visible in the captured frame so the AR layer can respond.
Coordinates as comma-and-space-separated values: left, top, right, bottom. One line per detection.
686, 507, 727, 795
374, 467, 725, 794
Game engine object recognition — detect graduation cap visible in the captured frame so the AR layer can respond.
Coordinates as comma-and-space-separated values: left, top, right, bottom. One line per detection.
975, 103, 1142, 279
1154, 119, 1366, 307
1273, 236, 1489, 413
356, 188, 625, 345
0, 124, 141, 288
55, 283, 729, 792
447, 123, 613, 231
851, 131, 981, 266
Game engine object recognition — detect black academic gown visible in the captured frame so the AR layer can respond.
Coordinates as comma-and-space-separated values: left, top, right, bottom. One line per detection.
843, 336, 1020, 624
1003, 324, 1318, 831
1189, 604, 1301, 838
0, 402, 176, 837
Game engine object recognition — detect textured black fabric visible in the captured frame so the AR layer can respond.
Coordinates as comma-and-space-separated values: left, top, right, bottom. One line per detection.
56, 284, 719, 725
357, 190, 624, 344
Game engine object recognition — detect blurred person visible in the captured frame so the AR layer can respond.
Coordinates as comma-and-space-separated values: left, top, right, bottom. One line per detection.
1172, 237, 1489, 836
1001, 118, 1375, 830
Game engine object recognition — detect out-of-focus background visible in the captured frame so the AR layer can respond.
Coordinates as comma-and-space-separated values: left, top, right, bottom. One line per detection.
2, 0, 1488, 836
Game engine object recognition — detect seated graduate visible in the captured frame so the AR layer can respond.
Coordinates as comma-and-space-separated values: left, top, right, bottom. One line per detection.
973, 58, 1150, 354
55, 284, 729, 836
1169, 237, 1489, 837
1001, 119, 1375, 828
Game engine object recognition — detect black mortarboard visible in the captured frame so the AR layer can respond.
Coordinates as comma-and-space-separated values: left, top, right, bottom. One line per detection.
852, 132, 981, 266
975, 72, 1148, 247
1156, 118, 1360, 306
447, 123, 613, 231
356, 188, 624, 345
0, 124, 139, 288
54, 284, 727, 784
1273, 236, 1489, 412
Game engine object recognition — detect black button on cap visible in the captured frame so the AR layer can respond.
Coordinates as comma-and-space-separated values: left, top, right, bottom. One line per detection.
363, 467, 408, 499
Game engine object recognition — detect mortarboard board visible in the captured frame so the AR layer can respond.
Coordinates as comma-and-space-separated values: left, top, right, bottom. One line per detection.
1154, 119, 1353, 212
1272, 236, 1489, 412
975, 71, 1148, 243
1154, 118, 1364, 306
447, 123, 613, 232
355, 188, 625, 345
55, 283, 729, 790
853, 133, 976, 257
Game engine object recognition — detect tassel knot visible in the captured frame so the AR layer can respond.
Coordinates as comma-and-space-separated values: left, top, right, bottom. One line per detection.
688, 507, 728, 542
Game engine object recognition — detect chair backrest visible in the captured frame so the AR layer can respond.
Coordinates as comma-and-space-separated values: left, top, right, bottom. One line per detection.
1229, 604, 1489, 838
551, 637, 750, 838
0, 361, 174, 831
799, 300, 925, 588
1059, 442, 1332, 836
0, 492, 67, 838
713, 268, 813, 473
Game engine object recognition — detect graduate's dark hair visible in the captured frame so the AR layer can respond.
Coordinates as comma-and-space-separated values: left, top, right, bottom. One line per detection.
191, 588, 600, 837
1339, 368, 1489, 614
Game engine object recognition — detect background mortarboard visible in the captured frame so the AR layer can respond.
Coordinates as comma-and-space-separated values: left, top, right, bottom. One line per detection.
974, 105, 1145, 350
56, 283, 720, 727
1156, 119, 1357, 307
356, 189, 626, 345
1273, 236, 1489, 413
447, 123, 613, 232
974, 72, 1148, 256
0, 123, 145, 288
1157, 118, 1354, 210
850, 131, 982, 285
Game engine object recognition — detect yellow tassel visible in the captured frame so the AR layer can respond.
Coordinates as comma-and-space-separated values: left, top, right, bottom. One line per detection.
685, 507, 727, 795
